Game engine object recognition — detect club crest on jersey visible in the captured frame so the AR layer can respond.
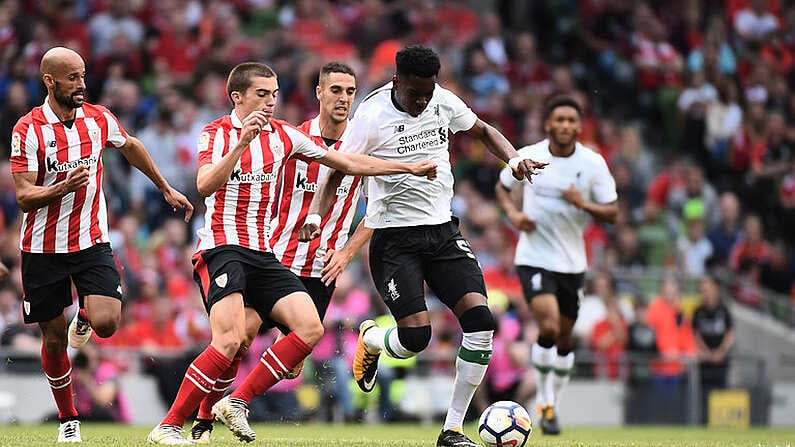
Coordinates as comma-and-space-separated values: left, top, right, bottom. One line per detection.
215, 273, 228, 288
89, 129, 101, 146
198, 132, 210, 151
11, 132, 21, 157
270, 140, 284, 158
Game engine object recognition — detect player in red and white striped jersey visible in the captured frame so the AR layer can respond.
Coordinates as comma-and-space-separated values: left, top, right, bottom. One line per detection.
149, 62, 437, 445
10, 47, 193, 443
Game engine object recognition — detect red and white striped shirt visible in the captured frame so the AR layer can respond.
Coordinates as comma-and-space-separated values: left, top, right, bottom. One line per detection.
270, 117, 363, 278
10, 98, 127, 253
195, 111, 327, 252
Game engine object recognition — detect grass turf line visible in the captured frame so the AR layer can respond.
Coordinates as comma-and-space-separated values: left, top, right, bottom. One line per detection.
0, 423, 793, 446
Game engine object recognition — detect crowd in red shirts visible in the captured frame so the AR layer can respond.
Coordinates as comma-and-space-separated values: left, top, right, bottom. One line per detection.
0, 0, 792, 419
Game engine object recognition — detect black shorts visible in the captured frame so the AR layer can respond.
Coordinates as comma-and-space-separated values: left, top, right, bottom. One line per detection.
273, 276, 335, 335
21, 243, 122, 324
369, 217, 487, 320
516, 265, 584, 320
192, 245, 308, 322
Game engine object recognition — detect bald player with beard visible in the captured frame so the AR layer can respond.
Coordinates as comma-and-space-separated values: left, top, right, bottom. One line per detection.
10, 47, 193, 443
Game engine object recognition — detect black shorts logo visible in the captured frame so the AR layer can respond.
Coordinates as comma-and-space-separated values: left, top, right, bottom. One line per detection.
386, 278, 400, 301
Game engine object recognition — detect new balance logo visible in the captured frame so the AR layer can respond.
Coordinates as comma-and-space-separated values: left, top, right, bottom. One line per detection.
394, 125, 404, 133
386, 278, 400, 301
49, 140, 57, 148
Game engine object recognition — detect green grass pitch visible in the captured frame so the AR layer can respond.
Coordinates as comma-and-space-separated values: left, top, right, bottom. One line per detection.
0, 423, 792, 446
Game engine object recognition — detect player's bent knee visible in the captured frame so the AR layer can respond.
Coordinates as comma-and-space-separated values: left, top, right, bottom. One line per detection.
538, 320, 560, 340
92, 318, 118, 338
458, 305, 497, 333
294, 320, 324, 347
43, 338, 68, 354
397, 325, 432, 353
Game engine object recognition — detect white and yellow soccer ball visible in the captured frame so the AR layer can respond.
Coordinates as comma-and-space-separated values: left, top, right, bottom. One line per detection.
478, 400, 533, 447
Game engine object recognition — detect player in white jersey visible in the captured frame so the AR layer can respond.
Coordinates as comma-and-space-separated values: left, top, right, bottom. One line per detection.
147, 62, 437, 445
301, 45, 546, 447
495, 95, 618, 435
11, 47, 193, 444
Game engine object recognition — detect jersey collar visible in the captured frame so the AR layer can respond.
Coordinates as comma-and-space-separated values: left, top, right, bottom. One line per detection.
42, 96, 85, 124
308, 115, 350, 141
230, 109, 272, 132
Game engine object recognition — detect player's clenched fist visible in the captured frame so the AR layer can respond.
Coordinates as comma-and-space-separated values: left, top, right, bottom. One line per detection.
410, 159, 438, 180
64, 165, 90, 192
239, 110, 269, 146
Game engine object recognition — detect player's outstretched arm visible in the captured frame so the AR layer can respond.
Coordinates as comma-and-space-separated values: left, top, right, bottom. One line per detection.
465, 119, 547, 182
495, 181, 536, 232
13, 167, 89, 212
118, 136, 194, 222
318, 150, 438, 179
196, 111, 268, 197
320, 219, 374, 285
297, 169, 345, 242
561, 183, 618, 223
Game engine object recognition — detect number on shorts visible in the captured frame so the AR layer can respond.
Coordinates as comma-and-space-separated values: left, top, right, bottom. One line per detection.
456, 239, 476, 259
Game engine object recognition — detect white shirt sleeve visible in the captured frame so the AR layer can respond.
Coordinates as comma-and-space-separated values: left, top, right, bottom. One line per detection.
103, 110, 128, 148
499, 165, 523, 190
445, 90, 478, 134
337, 112, 377, 155
590, 155, 618, 204
283, 126, 327, 159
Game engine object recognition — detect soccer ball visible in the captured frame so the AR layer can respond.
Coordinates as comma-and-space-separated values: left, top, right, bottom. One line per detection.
478, 400, 532, 447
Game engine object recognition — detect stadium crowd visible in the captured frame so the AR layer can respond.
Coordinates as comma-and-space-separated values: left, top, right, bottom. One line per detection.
0, 0, 792, 423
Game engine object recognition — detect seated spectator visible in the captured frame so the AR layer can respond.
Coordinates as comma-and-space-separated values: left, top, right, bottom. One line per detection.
729, 214, 771, 271
708, 192, 743, 266
758, 239, 794, 294
676, 199, 714, 278
72, 343, 132, 423
733, 0, 780, 44
625, 299, 657, 383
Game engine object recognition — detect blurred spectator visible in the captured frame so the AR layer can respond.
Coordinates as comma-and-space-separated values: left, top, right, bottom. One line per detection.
780, 164, 795, 244
646, 276, 697, 379
625, 299, 657, 383
667, 164, 720, 232
588, 275, 628, 380
733, 0, 779, 44
0, 80, 29, 159
676, 199, 714, 278
72, 344, 132, 423
692, 275, 734, 424
707, 192, 743, 266
748, 111, 793, 233
88, 0, 144, 57
758, 239, 794, 294
704, 77, 742, 179
729, 214, 771, 271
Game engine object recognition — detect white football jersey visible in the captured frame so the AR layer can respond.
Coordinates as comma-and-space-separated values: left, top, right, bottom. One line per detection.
338, 82, 477, 228
499, 139, 617, 273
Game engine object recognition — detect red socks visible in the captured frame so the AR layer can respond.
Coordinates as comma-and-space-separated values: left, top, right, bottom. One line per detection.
41, 345, 78, 421
161, 345, 232, 427
197, 352, 243, 420
230, 332, 312, 403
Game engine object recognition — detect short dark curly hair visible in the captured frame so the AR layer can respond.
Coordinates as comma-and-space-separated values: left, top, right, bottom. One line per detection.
544, 95, 583, 119
396, 45, 441, 78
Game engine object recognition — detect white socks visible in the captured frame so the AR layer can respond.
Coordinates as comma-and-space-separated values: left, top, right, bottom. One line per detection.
552, 352, 574, 406
532, 344, 574, 407
443, 330, 493, 431
363, 325, 415, 359
532, 343, 554, 406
